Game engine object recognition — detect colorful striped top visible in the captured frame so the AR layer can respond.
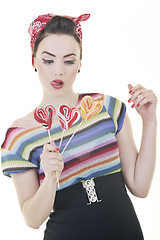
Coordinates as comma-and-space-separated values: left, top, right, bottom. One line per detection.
1, 93, 126, 191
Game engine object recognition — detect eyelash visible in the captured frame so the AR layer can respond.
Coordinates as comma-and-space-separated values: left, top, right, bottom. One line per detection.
42, 59, 54, 64
42, 59, 75, 65
65, 60, 75, 65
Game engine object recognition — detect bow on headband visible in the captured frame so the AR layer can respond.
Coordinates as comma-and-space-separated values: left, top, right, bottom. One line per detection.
28, 13, 90, 51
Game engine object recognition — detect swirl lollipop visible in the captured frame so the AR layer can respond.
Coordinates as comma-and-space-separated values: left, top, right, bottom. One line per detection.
81, 95, 103, 121
58, 105, 81, 149
34, 104, 60, 189
61, 96, 103, 154
58, 105, 81, 130
34, 104, 55, 141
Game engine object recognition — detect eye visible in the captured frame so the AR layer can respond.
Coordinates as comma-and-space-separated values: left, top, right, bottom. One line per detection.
64, 60, 75, 65
42, 59, 54, 64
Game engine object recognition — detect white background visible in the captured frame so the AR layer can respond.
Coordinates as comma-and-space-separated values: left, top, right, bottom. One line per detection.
0, 0, 160, 239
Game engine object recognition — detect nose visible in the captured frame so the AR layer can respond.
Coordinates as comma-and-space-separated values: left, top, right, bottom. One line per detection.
53, 62, 64, 76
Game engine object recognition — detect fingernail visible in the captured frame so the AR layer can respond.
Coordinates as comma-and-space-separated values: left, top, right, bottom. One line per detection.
129, 90, 133, 94
128, 98, 131, 103
131, 104, 135, 108
137, 103, 140, 107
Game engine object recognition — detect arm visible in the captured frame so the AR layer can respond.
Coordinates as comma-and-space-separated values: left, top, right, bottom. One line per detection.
11, 142, 64, 229
117, 84, 157, 198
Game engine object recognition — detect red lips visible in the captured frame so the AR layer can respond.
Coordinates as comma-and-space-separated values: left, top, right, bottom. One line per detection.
51, 79, 64, 89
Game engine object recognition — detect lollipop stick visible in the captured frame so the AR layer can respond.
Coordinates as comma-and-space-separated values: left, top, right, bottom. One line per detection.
61, 121, 83, 155
56, 172, 60, 189
48, 130, 52, 143
59, 130, 65, 150
47, 129, 60, 189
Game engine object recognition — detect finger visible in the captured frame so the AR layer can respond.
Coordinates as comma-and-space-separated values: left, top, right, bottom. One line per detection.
43, 164, 63, 173
129, 84, 144, 94
41, 151, 58, 159
43, 158, 63, 167
136, 94, 157, 108
128, 84, 133, 91
129, 88, 147, 102
57, 152, 63, 161
41, 157, 64, 171
132, 90, 155, 107
130, 89, 152, 103
41, 152, 63, 162
43, 143, 59, 153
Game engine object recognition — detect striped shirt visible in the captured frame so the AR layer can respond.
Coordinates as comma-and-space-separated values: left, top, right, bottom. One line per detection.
1, 93, 126, 191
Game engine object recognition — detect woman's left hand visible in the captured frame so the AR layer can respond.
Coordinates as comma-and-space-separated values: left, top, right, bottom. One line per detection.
128, 84, 157, 121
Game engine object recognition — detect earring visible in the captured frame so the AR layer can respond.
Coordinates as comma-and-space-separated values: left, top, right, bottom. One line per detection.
35, 68, 37, 72
78, 69, 80, 73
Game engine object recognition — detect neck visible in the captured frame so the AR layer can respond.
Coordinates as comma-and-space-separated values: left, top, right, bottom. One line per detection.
39, 89, 79, 109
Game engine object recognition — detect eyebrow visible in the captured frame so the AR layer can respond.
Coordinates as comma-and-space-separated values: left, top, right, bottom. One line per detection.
41, 51, 76, 58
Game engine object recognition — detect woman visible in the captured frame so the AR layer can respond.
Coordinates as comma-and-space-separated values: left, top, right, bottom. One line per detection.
1, 13, 157, 239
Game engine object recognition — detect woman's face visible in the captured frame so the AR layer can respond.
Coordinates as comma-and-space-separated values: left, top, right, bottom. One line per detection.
34, 34, 81, 97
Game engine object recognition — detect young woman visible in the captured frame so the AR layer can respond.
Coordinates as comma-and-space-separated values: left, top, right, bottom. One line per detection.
1, 13, 157, 240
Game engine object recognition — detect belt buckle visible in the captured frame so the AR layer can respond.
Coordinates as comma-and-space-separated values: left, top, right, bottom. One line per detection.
82, 179, 102, 205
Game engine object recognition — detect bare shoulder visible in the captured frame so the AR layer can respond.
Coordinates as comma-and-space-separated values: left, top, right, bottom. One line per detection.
11, 111, 39, 128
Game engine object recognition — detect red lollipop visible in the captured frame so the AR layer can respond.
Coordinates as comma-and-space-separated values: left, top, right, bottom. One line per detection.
34, 104, 56, 131
34, 104, 60, 189
58, 105, 81, 130
57, 105, 81, 150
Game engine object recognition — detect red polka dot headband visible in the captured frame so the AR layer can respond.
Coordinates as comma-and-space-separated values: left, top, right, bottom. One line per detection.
28, 13, 90, 60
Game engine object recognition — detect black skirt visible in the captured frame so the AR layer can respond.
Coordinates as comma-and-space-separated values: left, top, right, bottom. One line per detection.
43, 172, 144, 240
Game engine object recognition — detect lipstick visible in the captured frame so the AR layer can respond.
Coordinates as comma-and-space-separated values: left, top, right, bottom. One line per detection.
51, 80, 64, 89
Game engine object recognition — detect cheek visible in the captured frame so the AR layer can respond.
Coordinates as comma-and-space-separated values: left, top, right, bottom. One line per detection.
36, 66, 52, 86
37, 63, 50, 77
72, 67, 79, 75
37, 61, 45, 71
67, 64, 80, 76
67, 69, 78, 79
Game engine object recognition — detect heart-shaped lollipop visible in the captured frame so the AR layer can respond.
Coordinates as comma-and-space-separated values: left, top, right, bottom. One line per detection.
81, 95, 103, 121
58, 105, 81, 130
34, 104, 56, 130
61, 96, 103, 155
34, 104, 60, 189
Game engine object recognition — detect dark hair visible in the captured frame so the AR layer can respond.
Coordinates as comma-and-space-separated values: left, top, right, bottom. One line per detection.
33, 16, 82, 62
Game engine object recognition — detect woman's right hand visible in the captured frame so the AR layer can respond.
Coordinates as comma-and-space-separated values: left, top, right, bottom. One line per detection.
40, 142, 64, 180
